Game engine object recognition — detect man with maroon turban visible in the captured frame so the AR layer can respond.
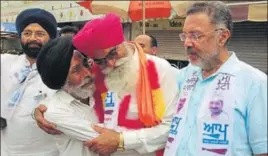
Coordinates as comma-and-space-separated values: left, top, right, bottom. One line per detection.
34, 13, 179, 156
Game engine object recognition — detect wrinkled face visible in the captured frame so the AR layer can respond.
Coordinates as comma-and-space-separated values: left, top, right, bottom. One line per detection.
209, 100, 223, 115
65, 51, 95, 99
182, 13, 223, 70
21, 23, 50, 58
134, 35, 156, 55
93, 43, 137, 93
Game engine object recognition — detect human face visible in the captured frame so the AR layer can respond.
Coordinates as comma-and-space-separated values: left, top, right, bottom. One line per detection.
65, 51, 95, 98
182, 13, 222, 70
21, 23, 50, 58
134, 35, 156, 55
209, 100, 223, 115
93, 43, 130, 73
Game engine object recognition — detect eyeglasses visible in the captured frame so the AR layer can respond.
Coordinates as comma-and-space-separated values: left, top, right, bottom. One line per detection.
93, 46, 118, 66
21, 31, 47, 38
179, 29, 223, 42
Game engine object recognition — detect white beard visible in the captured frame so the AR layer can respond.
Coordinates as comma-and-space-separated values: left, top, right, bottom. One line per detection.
104, 49, 138, 95
64, 78, 95, 99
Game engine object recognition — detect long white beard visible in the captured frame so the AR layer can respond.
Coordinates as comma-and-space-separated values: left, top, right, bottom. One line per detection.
64, 78, 95, 99
104, 49, 138, 94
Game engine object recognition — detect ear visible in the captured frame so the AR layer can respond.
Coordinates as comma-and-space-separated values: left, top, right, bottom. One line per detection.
151, 47, 157, 55
218, 29, 231, 46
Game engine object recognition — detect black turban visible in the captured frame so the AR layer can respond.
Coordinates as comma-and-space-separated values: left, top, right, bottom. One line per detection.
37, 36, 74, 90
15, 8, 57, 39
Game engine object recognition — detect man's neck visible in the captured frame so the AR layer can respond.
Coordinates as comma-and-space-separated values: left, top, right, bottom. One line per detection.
26, 55, 36, 66
202, 50, 231, 78
63, 89, 89, 105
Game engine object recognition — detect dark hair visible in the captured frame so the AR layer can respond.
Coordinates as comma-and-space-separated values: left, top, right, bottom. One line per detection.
37, 36, 75, 89
186, 1, 233, 45
148, 34, 158, 47
59, 26, 78, 36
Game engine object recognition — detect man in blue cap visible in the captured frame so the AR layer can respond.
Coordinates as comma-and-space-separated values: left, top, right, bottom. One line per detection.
1, 8, 59, 156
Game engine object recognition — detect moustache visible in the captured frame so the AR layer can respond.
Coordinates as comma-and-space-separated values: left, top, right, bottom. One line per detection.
186, 47, 198, 56
80, 77, 94, 88
21, 41, 43, 58
24, 41, 42, 48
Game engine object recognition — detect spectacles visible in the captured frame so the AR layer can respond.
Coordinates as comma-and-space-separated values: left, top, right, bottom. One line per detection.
21, 31, 47, 38
93, 46, 118, 66
179, 29, 223, 42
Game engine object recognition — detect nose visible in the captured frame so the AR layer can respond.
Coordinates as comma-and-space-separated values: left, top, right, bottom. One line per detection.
106, 58, 116, 68
183, 37, 193, 48
82, 67, 92, 78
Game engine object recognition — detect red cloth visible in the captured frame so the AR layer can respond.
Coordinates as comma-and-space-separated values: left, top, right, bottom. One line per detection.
72, 13, 124, 58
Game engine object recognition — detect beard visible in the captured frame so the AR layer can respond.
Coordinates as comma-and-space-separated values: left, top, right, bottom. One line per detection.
21, 41, 43, 58
64, 77, 95, 99
186, 46, 221, 71
104, 48, 138, 95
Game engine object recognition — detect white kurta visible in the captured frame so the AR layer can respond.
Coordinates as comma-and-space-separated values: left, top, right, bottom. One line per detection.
43, 50, 179, 156
1, 54, 59, 156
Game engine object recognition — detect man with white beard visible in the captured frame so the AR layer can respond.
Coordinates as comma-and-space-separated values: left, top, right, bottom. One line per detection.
34, 13, 179, 156
36, 36, 99, 156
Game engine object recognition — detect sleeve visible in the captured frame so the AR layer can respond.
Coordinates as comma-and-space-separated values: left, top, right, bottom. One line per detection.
43, 98, 100, 141
1, 54, 18, 118
246, 78, 267, 154
122, 64, 179, 154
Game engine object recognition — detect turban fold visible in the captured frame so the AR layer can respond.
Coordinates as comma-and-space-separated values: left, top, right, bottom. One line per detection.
73, 13, 124, 58
15, 8, 57, 39
37, 36, 74, 90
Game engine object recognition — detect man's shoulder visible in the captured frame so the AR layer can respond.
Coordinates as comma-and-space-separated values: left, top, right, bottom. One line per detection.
146, 54, 170, 67
1, 53, 22, 62
235, 60, 267, 84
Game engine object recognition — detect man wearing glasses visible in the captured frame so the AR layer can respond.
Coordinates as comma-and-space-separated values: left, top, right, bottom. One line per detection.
34, 13, 179, 156
164, 1, 267, 156
1, 8, 59, 156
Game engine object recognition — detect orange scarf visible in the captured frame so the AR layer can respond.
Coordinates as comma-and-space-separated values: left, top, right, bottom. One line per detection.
133, 42, 165, 126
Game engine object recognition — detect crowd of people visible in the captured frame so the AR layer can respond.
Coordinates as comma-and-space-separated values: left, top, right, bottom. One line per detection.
1, 1, 267, 156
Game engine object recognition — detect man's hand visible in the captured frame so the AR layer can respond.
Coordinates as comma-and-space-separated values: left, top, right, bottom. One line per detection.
84, 124, 120, 155
34, 104, 62, 135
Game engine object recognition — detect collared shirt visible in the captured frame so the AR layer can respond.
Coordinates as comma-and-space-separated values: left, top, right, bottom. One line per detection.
175, 52, 267, 156
1, 54, 59, 156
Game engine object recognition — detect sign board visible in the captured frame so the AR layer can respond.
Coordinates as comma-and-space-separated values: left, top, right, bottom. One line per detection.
134, 18, 184, 31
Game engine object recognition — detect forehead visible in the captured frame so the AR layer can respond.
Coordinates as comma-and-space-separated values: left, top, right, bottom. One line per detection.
183, 12, 214, 32
135, 35, 151, 44
23, 23, 47, 32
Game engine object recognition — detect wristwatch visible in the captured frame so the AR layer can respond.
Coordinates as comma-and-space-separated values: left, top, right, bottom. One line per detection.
117, 132, 125, 152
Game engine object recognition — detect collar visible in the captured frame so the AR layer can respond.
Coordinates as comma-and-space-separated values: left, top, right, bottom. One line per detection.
24, 55, 37, 70
194, 51, 240, 80
56, 90, 80, 104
